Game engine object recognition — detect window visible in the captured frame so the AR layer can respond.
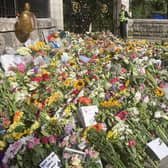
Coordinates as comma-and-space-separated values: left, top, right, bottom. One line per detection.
0, 0, 49, 18
0, 0, 16, 17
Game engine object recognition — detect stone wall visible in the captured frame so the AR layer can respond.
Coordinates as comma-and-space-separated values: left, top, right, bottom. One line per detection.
0, 18, 56, 49
128, 19, 168, 40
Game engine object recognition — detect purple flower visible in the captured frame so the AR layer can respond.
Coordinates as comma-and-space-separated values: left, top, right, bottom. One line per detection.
33, 67, 39, 73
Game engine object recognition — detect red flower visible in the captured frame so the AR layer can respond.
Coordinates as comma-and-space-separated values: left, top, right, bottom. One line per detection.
129, 140, 136, 147
119, 85, 126, 90
110, 78, 120, 84
47, 35, 55, 41
30, 77, 43, 82
41, 136, 48, 144
92, 75, 98, 80
61, 72, 67, 79
78, 96, 92, 105
71, 90, 80, 95
116, 111, 128, 120
42, 74, 50, 81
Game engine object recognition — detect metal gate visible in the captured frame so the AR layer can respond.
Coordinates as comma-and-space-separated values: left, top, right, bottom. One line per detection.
63, 0, 114, 33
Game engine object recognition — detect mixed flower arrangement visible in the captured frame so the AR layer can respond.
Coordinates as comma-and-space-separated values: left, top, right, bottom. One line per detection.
0, 31, 168, 168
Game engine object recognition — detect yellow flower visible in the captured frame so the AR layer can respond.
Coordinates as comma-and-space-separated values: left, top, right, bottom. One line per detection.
99, 48, 105, 54
125, 79, 130, 87
29, 121, 40, 134
50, 61, 57, 66
64, 79, 73, 87
100, 100, 121, 107
153, 88, 164, 97
8, 76, 16, 81
73, 79, 85, 90
46, 91, 63, 106
8, 121, 24, 133
106, 130, 118, 140
63, 105, 72, 117
50, 117, 57, 122
69, 59, 77, 67
0, 140, 6, 150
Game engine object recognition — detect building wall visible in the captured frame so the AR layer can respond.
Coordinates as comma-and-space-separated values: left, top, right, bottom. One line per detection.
128, 19, 168, 40
0, 0, 64, 48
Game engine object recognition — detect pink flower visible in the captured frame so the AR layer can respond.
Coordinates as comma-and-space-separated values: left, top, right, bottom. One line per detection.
17, 63, 26, 73
159, 83, 168, 88
41, 136, 48, 144
116, 111, 128, 120
128, 140, 136, 147
85, 149, 99, 158
27, 142, 35, 149
34, 138, 40, 145
140, 85, 145, 89
63, 153, 71, 159
48, 136, 57, 144
122, 68, 127, 73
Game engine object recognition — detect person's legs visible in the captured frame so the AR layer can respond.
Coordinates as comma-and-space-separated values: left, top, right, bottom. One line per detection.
123, 22, 127, 39
120, 22, 124, 39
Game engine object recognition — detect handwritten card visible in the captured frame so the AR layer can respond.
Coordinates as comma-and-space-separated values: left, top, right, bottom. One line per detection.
39, 152, 61, 168
78, 105, 98, 127
147, 138, 168, 160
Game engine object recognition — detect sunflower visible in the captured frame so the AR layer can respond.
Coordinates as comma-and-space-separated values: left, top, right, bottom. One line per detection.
64, 79, 73, 87
153, 88, 164, 97
69, 59, 77, 67
73, 79, 85, 90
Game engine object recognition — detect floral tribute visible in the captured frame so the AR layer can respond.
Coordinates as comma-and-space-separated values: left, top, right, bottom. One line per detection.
0, 31, 168, 168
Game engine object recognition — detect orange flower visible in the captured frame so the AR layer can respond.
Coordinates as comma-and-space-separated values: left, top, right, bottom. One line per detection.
78, 96, 92, 105
92, 123, 104, 132
13, 111, 23, 123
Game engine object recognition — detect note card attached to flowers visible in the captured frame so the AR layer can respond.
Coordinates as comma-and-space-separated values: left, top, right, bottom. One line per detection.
78, 105, 98, 127
39, 152, 61, 168
147, 138, 168, 160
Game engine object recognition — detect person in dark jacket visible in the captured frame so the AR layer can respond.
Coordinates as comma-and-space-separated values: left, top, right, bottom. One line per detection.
119, 4, 129, 39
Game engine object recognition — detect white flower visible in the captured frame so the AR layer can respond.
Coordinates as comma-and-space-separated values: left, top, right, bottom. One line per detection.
134, 91, 141, 103
154, 111, 162, 118
128, 107, 139, 115
99, 92, 105, 98
143, 96, 149, 103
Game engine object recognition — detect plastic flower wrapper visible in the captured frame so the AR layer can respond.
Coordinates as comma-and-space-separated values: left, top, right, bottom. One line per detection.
16, 47, 32, 56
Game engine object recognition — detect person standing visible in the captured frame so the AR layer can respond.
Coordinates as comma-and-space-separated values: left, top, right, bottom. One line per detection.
119, 4, 129, 40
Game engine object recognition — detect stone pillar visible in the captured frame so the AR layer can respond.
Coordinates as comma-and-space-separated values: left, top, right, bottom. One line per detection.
113, 0, 121, 35
49, 0, 64, 30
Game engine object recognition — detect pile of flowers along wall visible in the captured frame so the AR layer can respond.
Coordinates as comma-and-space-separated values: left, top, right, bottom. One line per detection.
0, 31, 168, 168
